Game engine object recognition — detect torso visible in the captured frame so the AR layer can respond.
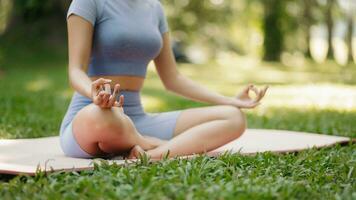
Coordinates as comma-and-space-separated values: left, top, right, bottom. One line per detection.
90, 75, 144, 91
86, 0, 166, 82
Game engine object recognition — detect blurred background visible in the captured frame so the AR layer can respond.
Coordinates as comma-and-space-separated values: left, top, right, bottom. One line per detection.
0, 0, 355, 139
1, 0, 355, 64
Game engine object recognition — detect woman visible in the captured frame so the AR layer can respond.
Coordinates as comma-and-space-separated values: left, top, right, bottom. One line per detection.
60, 0, 268, 159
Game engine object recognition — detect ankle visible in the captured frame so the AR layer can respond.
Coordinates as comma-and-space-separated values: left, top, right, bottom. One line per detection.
137, 136, 154, 150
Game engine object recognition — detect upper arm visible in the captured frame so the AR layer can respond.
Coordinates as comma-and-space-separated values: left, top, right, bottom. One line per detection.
67, 0, 98, 72
153, 2, 178, 88
67, 16, 94, 73
153, 33, 180, 88
156, 1, 169, 35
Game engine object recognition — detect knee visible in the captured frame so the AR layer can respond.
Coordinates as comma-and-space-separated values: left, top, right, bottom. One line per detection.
223, 106, 246, 137
73, 104, 139, 155
73, 104, 126, 136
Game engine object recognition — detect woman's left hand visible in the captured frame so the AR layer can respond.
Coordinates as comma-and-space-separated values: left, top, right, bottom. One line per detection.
230, 84, 269, 109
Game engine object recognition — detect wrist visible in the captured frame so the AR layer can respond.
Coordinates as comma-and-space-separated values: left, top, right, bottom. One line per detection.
218, 96, 236, 106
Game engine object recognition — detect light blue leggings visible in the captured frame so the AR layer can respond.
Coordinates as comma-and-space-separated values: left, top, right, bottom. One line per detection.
59, 91, 182, 158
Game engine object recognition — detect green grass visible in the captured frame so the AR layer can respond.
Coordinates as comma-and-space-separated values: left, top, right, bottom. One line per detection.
0, 41, 355, 199
1, 147, 355, 199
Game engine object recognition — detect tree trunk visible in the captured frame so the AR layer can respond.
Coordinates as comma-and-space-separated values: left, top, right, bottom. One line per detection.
0, 0, 14, 35
262, 0, 284, 61
346, 15, 354, 63
326, 0, 334, 59
303, 0, 313, 58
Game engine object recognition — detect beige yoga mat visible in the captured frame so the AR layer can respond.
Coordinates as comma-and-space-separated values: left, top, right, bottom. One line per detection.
0, 129, 351, 175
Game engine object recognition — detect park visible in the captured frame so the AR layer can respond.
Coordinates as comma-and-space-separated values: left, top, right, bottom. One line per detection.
0, 0, 355, 199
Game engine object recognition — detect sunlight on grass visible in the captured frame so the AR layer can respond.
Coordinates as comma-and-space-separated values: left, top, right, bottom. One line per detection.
25, 77, 52, 92
58, 88, 73, 100
216, 53, 261, 69
147, 55, 356, 112
265, 84, 356, 111
212, 83, 356, 111
146, 59, 356, 112
0, 129, 12, 139
141, 95, 166, 111
214, 83, 355, 111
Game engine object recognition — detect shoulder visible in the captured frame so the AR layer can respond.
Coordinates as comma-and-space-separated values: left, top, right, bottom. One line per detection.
67, 0, 108, 25
145, 0, 164, 10
70, 0, 103, 5
68, 0, 108, 16
69, 0, 107, 10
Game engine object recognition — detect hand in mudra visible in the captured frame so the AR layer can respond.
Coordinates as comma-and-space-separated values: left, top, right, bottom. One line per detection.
91, 78, 124, 109
232, 84, 268, 109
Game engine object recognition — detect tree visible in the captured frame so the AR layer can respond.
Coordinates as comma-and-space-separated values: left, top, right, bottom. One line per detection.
325, 0, 335, 59
302, 0, 317, 57
262, 0, 285, 61
346, 15, 354, 63
0, 0, 14, 35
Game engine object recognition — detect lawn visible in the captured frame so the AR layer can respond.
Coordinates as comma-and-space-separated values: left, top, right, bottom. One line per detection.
0, 42, 355, 199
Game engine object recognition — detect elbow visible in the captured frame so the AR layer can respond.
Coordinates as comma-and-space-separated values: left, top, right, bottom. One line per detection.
163, 76, 179, 92
164, 81, 175, 92
68, 78, 76, 90
163, 73, 182, 92
68, 69, 76, 89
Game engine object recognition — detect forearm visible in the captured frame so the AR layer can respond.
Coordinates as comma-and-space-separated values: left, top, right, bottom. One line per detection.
68, 67, 92, 98
167, 73, 234, 105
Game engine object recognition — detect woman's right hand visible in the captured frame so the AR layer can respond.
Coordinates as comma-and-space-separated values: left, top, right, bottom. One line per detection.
91, 78, 124, 109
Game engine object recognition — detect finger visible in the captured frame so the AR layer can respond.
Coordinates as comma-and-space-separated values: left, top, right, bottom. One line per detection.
255, 90, 264, 103
93, 84, 103, 97
104, 83, 111, 94
114, 95, 124, 107
114, 96, 124, 107
256, 86, 265, 100
94, 91, 105, 105
261, 86, 269, 99
99, 84, 104, 92
103, 83, 113, 107
101, 93, 111, 107
114, 101, 120, 107
250, 85, 259, 95
92, 78, 112, 91
92, 82, 109, 99
256, 86, 269, 102
114, 84, 120, 96
95, 78, 112, 85
108, 84, 120, 107
108, 95, 115, 108
119, 95, 124, 107
250, 85, 261, 101
246, 102, 260, 108
242, 84, 252, 94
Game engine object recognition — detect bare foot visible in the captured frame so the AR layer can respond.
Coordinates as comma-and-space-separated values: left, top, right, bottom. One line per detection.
139, 136, 168, 150
128, 145, 146, 159
143, 136, 168, 149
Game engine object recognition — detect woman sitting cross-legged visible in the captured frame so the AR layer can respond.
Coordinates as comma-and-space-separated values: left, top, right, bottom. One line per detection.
59, 0, 268, 159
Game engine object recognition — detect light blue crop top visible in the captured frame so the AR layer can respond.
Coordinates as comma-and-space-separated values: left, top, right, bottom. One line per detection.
67, 0, 169, 77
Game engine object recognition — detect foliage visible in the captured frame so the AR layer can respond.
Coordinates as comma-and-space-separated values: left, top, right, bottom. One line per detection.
262, 0, 286, 61
0, 0, 13, 34
1, 0, 354, 63
162, 0, 234, 47
12, 0, 69, 21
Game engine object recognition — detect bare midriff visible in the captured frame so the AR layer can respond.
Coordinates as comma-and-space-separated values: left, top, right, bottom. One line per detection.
90, 75, 145, 91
